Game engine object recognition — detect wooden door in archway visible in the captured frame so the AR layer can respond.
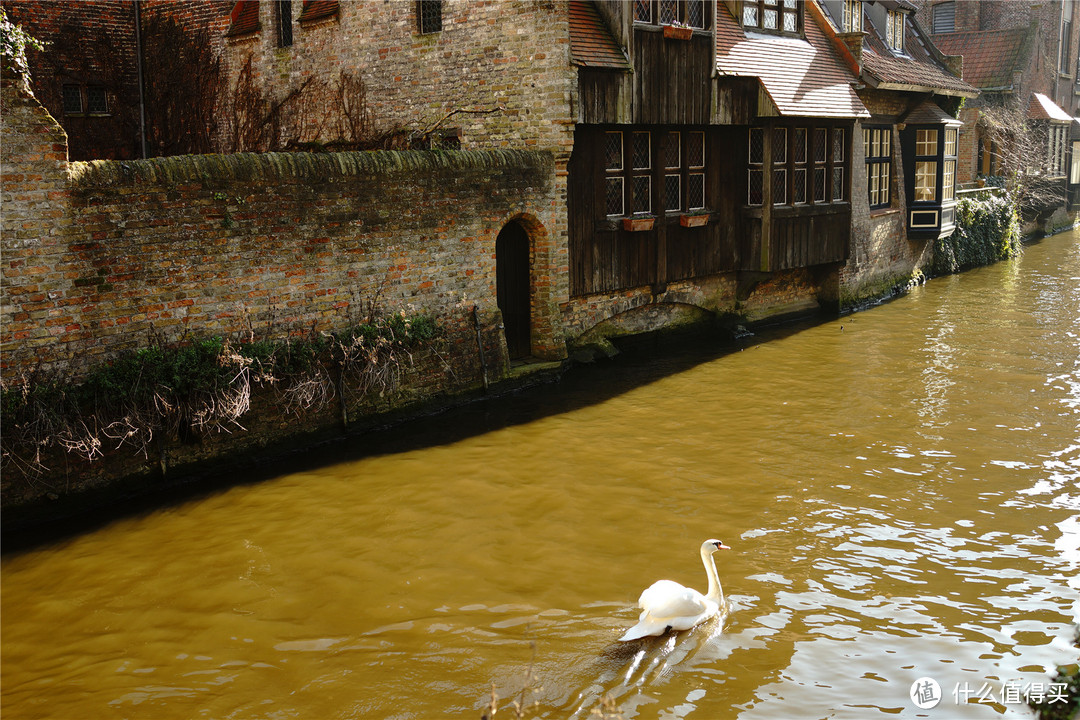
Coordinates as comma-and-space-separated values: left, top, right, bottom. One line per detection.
496, 221, 531, 360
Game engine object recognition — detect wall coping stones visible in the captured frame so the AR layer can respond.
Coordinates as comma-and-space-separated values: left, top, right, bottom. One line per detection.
67, 148, 555, 189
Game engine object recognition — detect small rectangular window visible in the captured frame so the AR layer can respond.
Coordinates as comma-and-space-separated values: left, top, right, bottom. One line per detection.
664, 132, 681, 169
277, 0, 293, 47
944, 128, 957, 156
864, 125, 892, 209
843, 0, 862, 32
62, 84, 83, 114
659, 0, 678, 25
915, 161, 937, 202
886, 10, 904, 51
665, 174, 681, 211
932, 2, 955, 33
686, 0, 704, 28
418, 0, 442, 34
632, 132, 651, 170
942, 160, 955, 201
632, 174, 652, 214
634, 0, 653, 23
916, 129, 937, 156
688, 173, 705, 210
748, 127, 764, 205
86, 86, 108, 114
605, 131, 624, 216
606, 177, 625, 217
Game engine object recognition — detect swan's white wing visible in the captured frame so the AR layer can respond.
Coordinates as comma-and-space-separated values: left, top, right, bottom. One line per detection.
637, 579, 709, 620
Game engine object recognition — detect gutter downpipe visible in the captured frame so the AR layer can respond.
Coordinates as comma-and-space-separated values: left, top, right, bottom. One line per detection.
134, 0, 148, 159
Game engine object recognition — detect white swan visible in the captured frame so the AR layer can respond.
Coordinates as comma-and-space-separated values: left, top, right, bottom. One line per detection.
618, 539, 731, 641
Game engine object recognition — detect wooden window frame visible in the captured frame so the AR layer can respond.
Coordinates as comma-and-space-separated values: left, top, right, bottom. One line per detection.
603, 127, 709, 218
913, 128, 939, 203
886, 9, 905, 53
634, 0, 709, 29
276, 0, 293, 47
843, 0, 862, 33
742, 0, 801, 35
748, 123, 848, 207
863, 125, 892, 210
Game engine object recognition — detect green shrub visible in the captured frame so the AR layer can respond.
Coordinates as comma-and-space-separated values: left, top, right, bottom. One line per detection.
931, 194, 1022, 276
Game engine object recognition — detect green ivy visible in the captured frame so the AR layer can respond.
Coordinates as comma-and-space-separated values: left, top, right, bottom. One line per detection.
0, 8, 45, 79
931, 194, 1022, 276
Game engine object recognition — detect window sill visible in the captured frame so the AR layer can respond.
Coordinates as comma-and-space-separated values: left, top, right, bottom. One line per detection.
869, 206, 900, 218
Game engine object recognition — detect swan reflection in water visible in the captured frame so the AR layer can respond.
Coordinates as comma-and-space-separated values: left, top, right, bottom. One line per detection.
568, 607, 732, 719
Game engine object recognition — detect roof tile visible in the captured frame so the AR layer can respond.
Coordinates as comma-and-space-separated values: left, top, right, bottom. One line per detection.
1029, 93, 1072, 122
859, 14, 977, 96
227, 0, 260, 37
931, 27, 1032, 89
715, 2, 868, 118
299, 0, 339, 24
569, 1, 629, 70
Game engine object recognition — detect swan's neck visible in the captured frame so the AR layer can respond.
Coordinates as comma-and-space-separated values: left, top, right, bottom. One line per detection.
701, 546, 724, 604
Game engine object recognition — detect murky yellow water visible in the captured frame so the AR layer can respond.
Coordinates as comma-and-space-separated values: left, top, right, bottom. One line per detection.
4, 231, 1080, 720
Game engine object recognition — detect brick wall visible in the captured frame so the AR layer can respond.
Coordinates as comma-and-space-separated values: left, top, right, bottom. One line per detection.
216, 1, 579, 355
841, 91, 933, 304
2, 0, 142, 160
1, 80, 561, 386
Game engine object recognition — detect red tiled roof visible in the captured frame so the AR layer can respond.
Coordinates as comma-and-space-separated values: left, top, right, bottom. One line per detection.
299, 0, 339, 24
931, 27, 1033, 89
715, 2, 868, 118
227, 0, 260, 37
861, 19, 977, 96
569, 1, 629, 69
1029, 93, 1072, 122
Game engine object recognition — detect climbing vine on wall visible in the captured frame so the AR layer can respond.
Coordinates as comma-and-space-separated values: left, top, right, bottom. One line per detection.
931, 194, 1022, 276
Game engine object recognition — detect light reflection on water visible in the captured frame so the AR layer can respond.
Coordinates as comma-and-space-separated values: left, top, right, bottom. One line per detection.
2, 231, 1079, 720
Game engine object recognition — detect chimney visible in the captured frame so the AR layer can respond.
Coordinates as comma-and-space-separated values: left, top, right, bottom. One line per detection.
836, 31, 865, 71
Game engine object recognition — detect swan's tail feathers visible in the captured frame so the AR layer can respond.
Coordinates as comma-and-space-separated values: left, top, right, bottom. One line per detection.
618, 619, 667, 642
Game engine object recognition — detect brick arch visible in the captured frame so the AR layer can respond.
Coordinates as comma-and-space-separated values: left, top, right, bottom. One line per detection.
574, 299, 717, 350
491, 211, 565, 361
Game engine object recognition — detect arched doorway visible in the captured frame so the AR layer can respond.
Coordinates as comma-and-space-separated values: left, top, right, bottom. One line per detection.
496, 221, 531, 360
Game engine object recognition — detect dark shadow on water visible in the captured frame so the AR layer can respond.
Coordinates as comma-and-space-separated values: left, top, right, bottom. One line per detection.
1, 315, 830, 555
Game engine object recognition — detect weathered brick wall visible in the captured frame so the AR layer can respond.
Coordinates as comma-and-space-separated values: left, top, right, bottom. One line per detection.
1, 80, 560, 385
217, 1, 576, 338
2, 0, 142, 160
218, 1, 575, 155
841, 91, 932, 305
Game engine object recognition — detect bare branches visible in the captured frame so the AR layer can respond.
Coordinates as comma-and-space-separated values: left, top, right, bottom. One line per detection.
976, 101, 1067, 221
226, 59, 410, 153
1, 302, 442, 483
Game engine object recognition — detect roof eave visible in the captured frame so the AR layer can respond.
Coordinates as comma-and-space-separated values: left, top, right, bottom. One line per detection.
864, 74, 978, 98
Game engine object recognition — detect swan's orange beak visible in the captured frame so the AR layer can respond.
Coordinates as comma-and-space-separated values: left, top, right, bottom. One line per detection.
716, 542, 731, 550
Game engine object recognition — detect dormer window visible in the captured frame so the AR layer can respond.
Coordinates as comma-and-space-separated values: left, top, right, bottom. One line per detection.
886, 9, 905, 52
742, 0, 801, 34
634, 0, 708, 29
843, 0, 862, 33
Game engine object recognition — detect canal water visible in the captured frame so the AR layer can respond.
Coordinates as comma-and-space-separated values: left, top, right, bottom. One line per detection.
3, 230, 1079, 720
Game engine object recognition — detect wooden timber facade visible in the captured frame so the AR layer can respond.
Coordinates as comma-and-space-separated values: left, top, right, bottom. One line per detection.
569, 0, 867, 301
